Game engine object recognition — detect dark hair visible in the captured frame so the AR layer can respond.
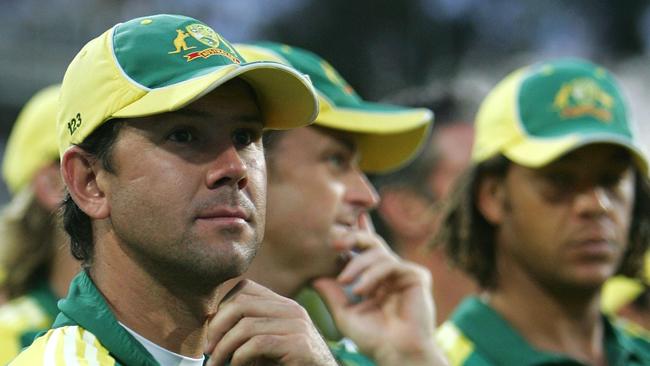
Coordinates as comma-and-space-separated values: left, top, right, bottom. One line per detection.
433, 154, 650, 289
60, 120, 124, 266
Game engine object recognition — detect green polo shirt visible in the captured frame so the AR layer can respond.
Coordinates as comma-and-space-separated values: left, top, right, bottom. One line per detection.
10, 271, 160, 365
10, 271, 366, 365
436, 296, 650, 366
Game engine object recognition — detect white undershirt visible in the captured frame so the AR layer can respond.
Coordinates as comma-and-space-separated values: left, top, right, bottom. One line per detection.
119, 321, 205, 366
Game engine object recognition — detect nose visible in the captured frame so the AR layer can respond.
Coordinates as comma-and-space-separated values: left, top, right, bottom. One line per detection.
346, 169, 380, 210
574, 185, 611, 217
205, 145, 248, 190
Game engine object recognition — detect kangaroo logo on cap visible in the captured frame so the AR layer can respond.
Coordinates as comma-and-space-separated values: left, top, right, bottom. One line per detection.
553, 78, 614, 123
168, 29, 196, 54
165, 23, 241, 64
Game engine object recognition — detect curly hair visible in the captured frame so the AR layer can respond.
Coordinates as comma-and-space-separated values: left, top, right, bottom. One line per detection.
433, 154, 650, 289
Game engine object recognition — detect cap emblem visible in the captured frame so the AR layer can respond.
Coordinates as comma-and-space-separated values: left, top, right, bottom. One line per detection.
553, 78, 614, 123
168, 23, 241, 63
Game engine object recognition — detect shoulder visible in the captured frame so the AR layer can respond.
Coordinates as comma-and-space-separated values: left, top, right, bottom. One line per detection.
9, 325, 118, 366
436, 321, 493, 366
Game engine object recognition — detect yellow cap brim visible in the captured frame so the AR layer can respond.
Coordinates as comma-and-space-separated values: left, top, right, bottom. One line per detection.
502, 133, 649, 174
316, 99, 433, 173
113, 62, 318, 130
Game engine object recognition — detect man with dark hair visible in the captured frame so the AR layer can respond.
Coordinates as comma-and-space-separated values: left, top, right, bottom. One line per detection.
11, 14, 338, 365
434, 59, 650, 365
234, 43, 448, 366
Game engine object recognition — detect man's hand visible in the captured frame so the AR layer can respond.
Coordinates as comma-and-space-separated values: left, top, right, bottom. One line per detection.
313, 214, 448, 366
204, 280, 338, 366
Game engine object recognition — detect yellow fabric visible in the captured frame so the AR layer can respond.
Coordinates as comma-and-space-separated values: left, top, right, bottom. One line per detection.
601, 253, 650, 314
602, 277, 645, 315
2, 85, 60, 194
0, 296, 53, 364
471, 68, 526, 164
9, 326, 116, 366
435, 322, 474, 366
57, 26, 318, 156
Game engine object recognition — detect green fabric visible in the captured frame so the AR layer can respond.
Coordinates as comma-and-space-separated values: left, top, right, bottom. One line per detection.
296, 287, 343, 341
52, 271, 158, 366
446, 296, 650, 365
250, 42, 412, 113
113, 14, 245, 88
296, 288, 375, 365
328, 340, 376, 366
517, 59, 631, 140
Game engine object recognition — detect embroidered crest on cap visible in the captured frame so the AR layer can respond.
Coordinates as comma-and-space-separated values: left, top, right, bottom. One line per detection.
168, 23, 241, 63
553, 78, 614, 123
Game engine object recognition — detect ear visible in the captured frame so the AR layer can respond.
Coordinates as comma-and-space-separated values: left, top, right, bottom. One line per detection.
33, 162, 65, 211
477, 175, 506, 225
60, 146, 110, 219
377, 188, 434, 236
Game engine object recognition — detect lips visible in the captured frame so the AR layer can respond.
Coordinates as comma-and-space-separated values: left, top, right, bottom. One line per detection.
196, 207, 250, 221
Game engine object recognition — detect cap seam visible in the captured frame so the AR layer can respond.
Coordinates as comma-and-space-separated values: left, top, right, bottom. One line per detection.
109, 24, 152, 92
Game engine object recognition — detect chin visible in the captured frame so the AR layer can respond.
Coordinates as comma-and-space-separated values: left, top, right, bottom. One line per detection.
568, 269, 615, 291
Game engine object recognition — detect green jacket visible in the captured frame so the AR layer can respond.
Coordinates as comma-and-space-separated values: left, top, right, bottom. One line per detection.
10, 271, 371, 365
436, 296, 650, 366
11, 271, 161, 365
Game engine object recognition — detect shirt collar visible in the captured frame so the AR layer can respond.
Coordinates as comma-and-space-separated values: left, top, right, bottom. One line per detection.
54, 270, 159, 366
450, 296, 648, 365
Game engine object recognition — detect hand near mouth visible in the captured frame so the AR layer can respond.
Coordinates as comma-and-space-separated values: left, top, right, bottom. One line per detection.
313, 213, 448, 366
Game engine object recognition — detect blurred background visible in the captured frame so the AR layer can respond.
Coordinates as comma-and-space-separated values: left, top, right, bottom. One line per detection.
1, 0, 649, 202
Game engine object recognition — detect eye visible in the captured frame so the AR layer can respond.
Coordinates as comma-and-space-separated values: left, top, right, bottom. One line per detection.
232, 128, 259, 148
326, 152, 353, 171
167, 128, 195, 143
327, 153, 344, 166
600, 172, 624, 188
545, 172, 573, 189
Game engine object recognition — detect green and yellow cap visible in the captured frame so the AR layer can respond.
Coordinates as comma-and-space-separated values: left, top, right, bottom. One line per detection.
472, 59, 647, 172
3, 85, 60, 194
58, 14, 319, 156
235, 42, 433, 173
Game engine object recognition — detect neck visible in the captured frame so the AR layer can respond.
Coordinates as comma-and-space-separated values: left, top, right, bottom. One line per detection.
244, 240, 306, 298
488, 259, 606, 364
91, 234, 237, 358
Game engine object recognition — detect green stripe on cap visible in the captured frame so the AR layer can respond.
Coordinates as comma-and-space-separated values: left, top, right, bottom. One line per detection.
113, 14, 245, 88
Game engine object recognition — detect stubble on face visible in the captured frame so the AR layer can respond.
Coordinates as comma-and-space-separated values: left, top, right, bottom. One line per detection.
101, 80, 267, 294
